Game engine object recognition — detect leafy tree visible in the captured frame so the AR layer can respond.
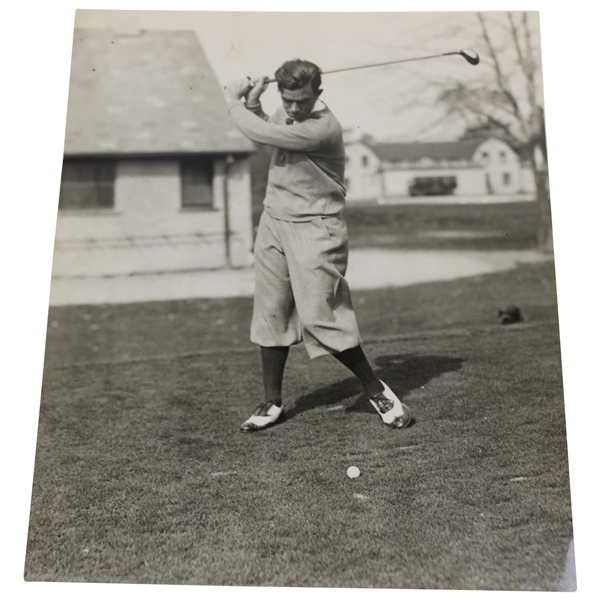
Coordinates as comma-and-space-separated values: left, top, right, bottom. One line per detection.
439, 12, 552, 251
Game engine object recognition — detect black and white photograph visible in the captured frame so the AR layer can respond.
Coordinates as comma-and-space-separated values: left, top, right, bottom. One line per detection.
1, 1, 598, 599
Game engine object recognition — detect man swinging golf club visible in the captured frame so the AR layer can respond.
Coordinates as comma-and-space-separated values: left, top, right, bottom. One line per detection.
224, 59, 411, 432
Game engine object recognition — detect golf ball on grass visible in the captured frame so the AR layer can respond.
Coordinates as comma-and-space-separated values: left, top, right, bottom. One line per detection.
347, 466, 360, 479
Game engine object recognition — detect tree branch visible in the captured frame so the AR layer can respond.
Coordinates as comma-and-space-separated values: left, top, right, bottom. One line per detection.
509, 12, 538, 138
477, 12, 527, 137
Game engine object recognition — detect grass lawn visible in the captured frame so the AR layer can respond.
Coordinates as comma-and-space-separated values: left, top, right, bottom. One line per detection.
43, 261, 558, 368
25, 261, 573, 590
344, 202, 541, 250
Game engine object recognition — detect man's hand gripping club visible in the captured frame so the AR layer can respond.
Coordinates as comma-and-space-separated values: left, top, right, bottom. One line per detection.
224, 76, 270, 106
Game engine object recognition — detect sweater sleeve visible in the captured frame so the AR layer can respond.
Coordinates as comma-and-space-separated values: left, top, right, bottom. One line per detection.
245, 102, 270, 122
227, 100, 328, 152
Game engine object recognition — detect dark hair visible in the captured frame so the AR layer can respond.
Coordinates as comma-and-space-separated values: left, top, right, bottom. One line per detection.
275, 59, 322, 94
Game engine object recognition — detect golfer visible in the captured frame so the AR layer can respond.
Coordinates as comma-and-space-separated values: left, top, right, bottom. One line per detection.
224, 59, 411, 432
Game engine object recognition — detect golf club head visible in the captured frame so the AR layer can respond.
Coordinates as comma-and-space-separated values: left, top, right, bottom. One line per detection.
459, 49, 480, 65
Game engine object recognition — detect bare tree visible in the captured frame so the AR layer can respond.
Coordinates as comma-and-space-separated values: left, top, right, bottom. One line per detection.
439, 12, 552, 251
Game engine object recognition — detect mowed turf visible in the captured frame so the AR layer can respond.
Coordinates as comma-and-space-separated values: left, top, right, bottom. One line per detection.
343, 201, 541, 250
25, 261, 573, 590
43, 261, 558, 368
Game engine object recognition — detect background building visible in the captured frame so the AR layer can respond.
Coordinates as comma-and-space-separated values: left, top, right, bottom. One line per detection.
53, 27, 255, 279
344, 136, 536, 203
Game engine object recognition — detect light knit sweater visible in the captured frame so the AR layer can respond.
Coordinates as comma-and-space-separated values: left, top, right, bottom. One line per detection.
227, 99, 346, 222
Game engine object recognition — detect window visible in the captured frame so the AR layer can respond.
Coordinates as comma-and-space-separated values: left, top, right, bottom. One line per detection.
58, 159, 116, 209
503, 172, 511, 186
181, 158, 213, 208
362, 155, 369, 167
499, 151, 506, 163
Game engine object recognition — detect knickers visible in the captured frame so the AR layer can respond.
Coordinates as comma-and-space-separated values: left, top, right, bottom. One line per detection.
251, 211, 362, 359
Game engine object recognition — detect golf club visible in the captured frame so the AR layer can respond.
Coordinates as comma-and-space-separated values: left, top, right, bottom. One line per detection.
263, 49, 480, 83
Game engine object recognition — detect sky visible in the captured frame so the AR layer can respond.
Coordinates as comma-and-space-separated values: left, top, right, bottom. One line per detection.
71, 10, 531, 142
1, 3, 600, 600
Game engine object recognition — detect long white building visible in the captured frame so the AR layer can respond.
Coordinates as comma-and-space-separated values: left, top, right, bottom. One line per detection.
344, 137, 536, 203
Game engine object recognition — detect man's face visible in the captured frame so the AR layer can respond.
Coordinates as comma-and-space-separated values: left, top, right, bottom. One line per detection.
280, 83, 322, 122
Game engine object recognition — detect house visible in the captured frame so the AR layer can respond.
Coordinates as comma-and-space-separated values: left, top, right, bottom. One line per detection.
53, 27, 255, 280
344, 137, 536, 203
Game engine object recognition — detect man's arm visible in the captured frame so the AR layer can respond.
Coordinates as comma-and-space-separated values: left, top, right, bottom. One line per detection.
223, 76, 329, 152
227, 101, 327, 152
245, 103, 270, 122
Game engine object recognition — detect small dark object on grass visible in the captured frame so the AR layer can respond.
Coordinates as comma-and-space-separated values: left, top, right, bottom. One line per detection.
498, 305, 523, 325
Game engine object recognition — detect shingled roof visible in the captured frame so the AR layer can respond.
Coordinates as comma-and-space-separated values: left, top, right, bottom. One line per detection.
64, 28, 254, 155
370, 140, 484, 163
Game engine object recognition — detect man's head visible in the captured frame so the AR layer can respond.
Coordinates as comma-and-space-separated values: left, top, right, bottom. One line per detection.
275, 59, 322, 122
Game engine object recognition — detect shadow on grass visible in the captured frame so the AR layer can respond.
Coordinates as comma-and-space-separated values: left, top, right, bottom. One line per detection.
286, 353, 463, 420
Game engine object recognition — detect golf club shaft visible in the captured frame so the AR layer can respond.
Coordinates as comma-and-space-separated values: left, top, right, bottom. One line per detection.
264, 50, 479, 83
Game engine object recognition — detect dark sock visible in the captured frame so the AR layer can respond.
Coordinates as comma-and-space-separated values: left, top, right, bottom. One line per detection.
261, 346, 289, 407
332, 345, 384, 398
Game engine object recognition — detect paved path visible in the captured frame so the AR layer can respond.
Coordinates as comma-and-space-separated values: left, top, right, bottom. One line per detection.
48, 248, 551, 307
